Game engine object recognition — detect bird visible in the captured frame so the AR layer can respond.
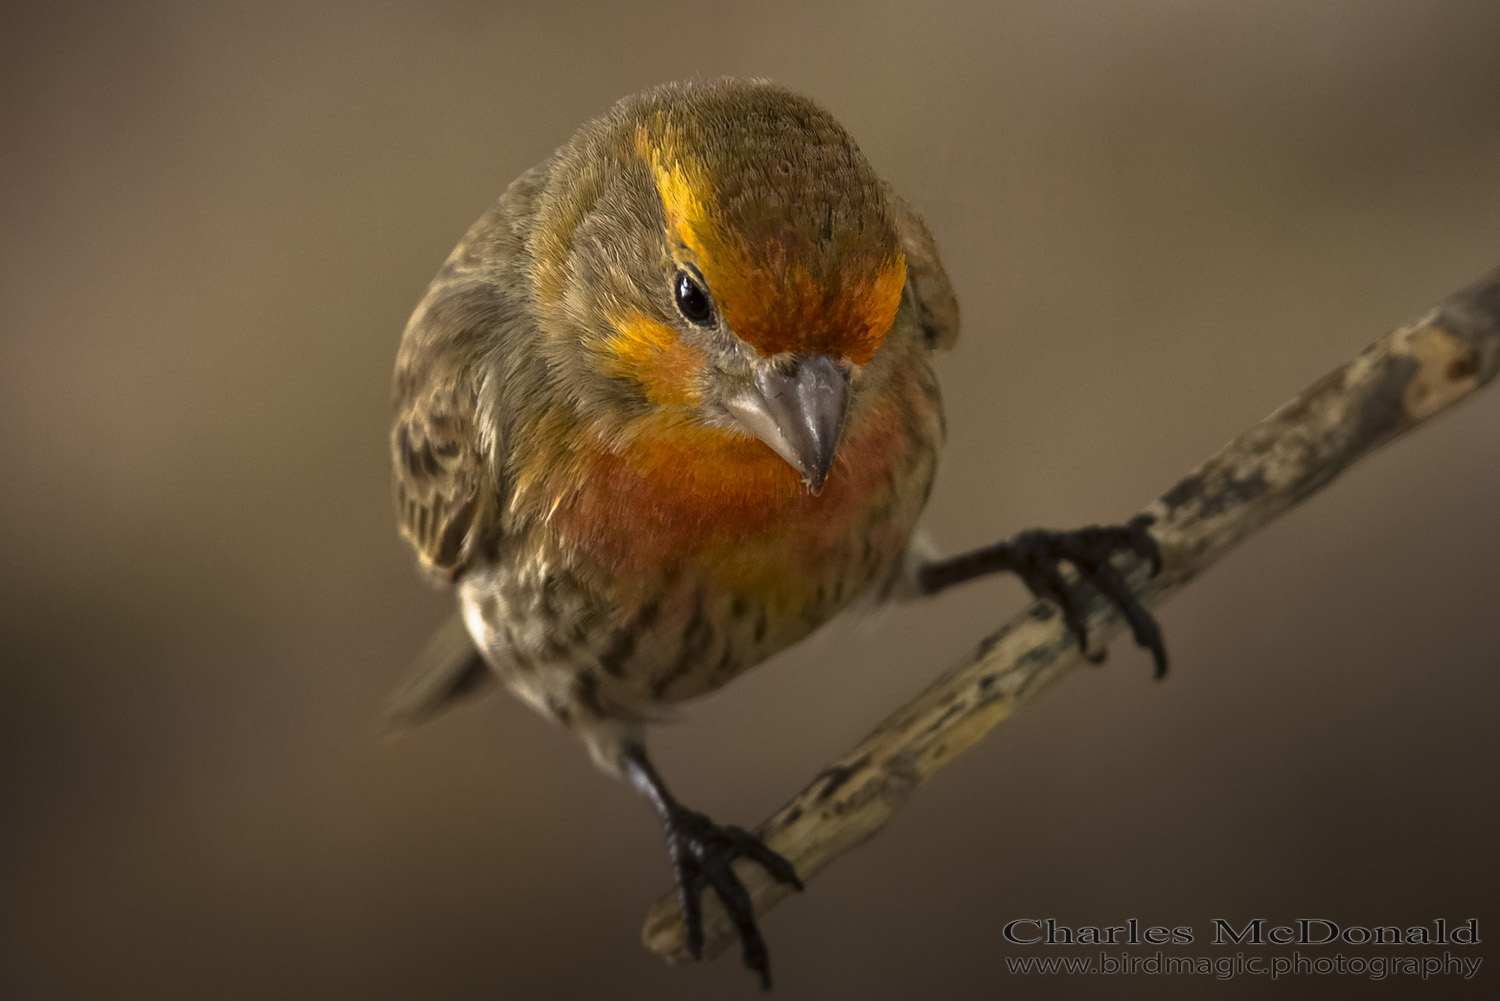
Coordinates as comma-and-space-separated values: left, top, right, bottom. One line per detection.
388, 78, 1165, 988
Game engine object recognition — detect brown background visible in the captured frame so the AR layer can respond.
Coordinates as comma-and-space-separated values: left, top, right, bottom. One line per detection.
3, 2, 1498, 998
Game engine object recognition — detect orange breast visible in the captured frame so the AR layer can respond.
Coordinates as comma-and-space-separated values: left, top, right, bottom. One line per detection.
551, 390, 910, 591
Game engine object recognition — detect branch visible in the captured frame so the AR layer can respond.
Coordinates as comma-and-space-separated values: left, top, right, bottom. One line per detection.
642, 267, 1500, 963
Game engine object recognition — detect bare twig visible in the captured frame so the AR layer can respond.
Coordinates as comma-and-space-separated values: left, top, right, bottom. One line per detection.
642, 267, 1500, 963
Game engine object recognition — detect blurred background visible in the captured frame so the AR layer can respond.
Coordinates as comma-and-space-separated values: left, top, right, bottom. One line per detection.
3, 1, 1498, 998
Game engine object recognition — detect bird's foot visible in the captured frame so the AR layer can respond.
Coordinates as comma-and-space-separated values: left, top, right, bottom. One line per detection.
663, 805, 803, 989
921, 513, 1167, 676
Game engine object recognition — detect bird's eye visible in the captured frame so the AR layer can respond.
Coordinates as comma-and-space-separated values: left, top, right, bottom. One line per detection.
673, 268, 715, 326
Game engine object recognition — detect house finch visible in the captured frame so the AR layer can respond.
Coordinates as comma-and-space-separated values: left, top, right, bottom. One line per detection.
389, 78, 1163, 987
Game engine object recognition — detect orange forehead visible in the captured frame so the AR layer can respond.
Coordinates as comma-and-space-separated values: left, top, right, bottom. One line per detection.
637, 125, 906, 365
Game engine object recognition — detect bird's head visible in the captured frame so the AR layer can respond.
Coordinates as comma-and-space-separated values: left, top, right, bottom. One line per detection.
527, 79, 907, 494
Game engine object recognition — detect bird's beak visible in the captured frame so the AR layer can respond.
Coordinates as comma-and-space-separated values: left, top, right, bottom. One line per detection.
724, 354, 851, 495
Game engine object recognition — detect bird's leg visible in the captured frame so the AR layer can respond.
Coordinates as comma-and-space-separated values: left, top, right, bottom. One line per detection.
918, 513, 1168, 677
620, 743, 802, 989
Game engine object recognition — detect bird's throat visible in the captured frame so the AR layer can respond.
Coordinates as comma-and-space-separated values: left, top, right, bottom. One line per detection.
535, 397, 908, 586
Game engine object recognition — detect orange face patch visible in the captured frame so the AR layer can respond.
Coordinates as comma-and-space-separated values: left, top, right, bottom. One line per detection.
638, 125, 906, 365
598, 310, 707, 408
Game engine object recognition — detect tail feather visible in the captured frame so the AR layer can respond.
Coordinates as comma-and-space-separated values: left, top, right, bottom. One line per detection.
383, 613, 493, 730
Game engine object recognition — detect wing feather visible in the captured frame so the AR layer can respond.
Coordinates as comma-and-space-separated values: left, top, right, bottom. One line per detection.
391, 170, 546, 581
885, 185, 960, 351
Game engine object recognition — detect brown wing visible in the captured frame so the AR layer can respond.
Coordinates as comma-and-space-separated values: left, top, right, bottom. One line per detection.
392, 278, 494, 581
391, 171, 545, 582
885, 184, 960, 351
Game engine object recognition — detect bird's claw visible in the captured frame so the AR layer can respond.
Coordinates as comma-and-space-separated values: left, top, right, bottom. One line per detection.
1007, 513, 1167, 676
664, 806, 802, 989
